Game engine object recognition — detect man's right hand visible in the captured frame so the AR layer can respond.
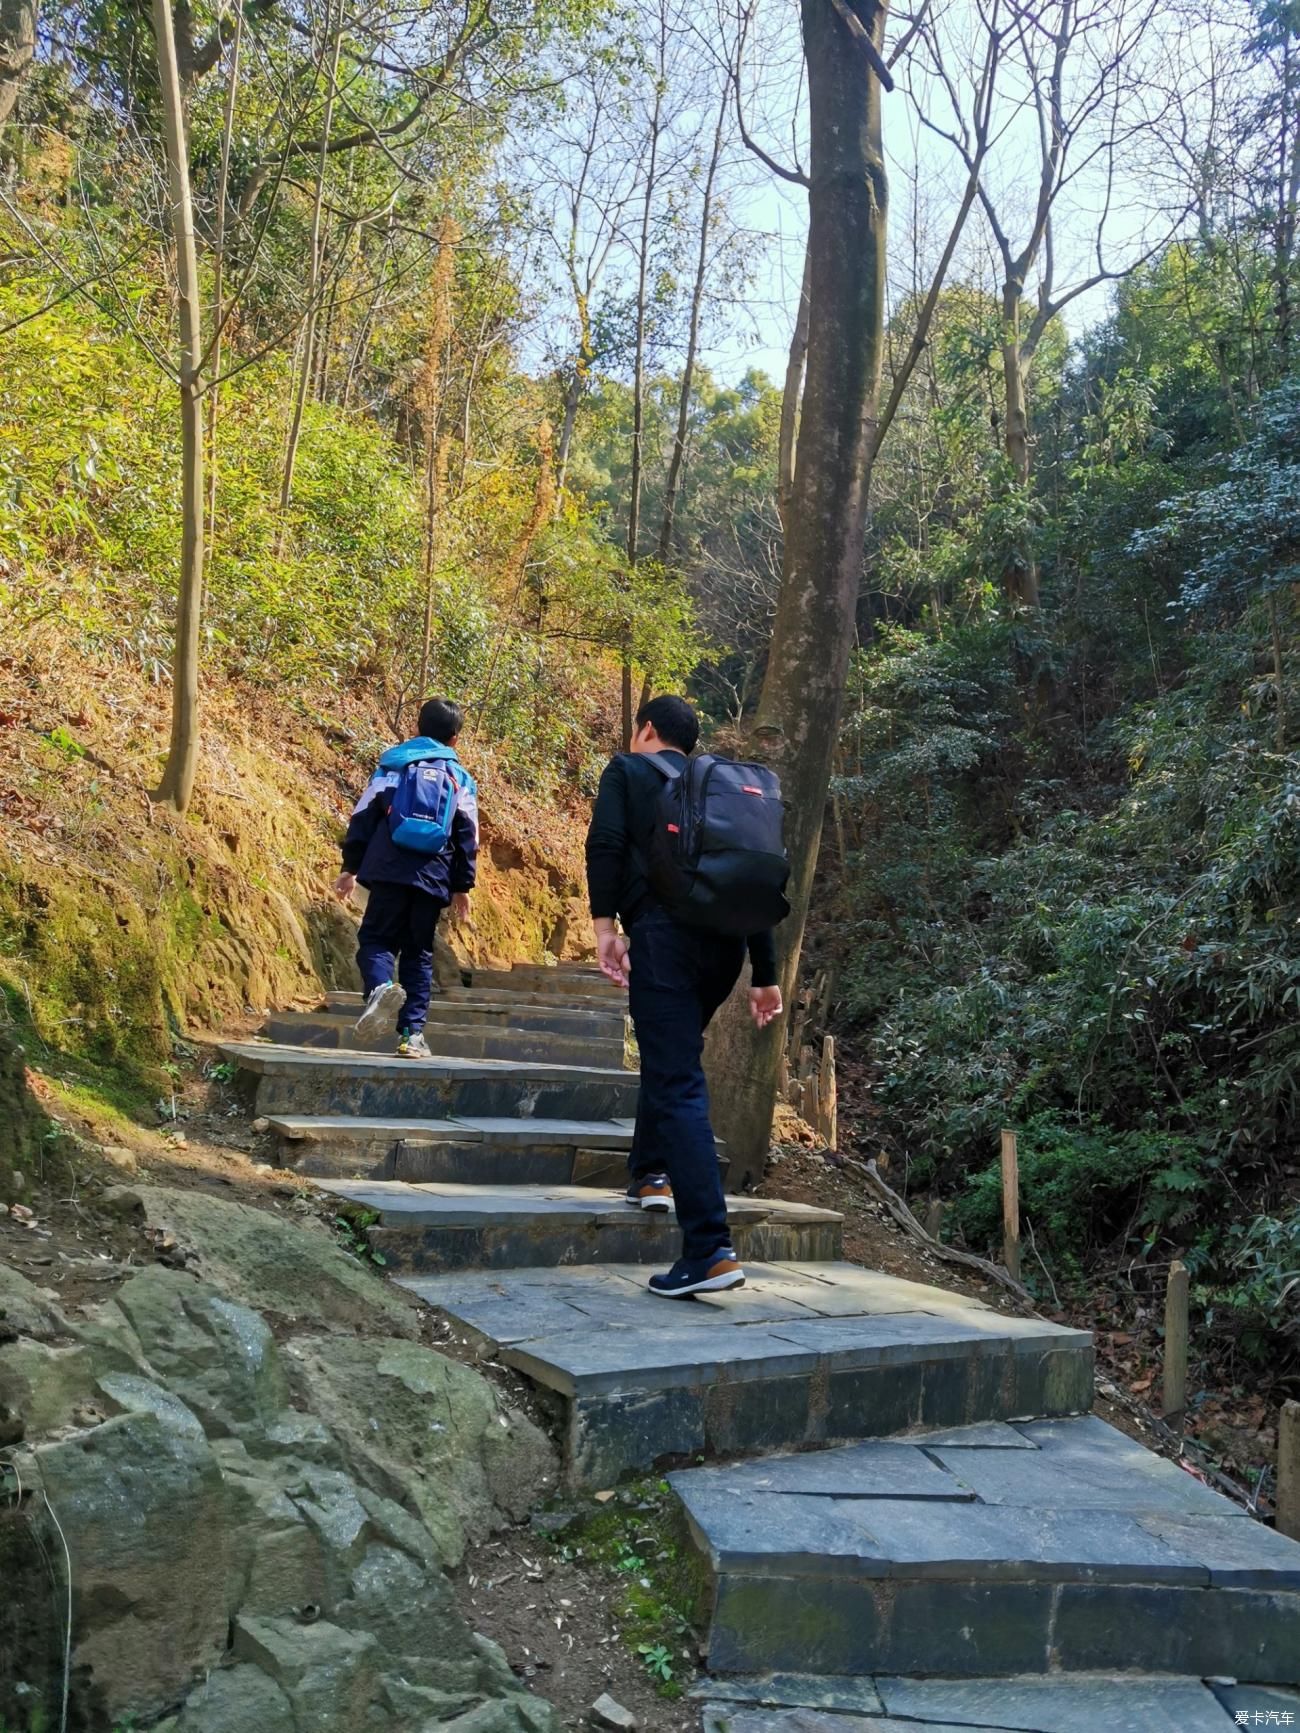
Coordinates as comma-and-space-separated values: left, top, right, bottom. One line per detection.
595, 920, 631, 987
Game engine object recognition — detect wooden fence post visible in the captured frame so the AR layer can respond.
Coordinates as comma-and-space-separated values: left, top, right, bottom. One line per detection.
818, 1036, 837, 1150
1163, 1259, 1189, 1434
999, 1128, 1021, 1282
1278, 1399, 1300, 1542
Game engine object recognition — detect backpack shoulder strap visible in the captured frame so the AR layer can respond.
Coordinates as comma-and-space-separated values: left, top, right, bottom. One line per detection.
643, 751, 704, 782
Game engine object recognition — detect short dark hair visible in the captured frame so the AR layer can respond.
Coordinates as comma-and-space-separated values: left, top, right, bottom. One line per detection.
636, 694, 699, 753
418, 698, 463, 743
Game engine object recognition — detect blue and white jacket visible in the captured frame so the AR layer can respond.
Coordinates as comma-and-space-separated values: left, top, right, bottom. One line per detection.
342, 738, 479, 902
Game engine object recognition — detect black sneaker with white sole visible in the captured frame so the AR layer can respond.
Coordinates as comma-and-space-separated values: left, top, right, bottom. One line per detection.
648, 1249, 745, 1298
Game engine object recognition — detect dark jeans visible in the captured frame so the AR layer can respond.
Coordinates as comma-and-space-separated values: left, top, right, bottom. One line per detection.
356, 882, 442, 1032
628, 909, 746, 1262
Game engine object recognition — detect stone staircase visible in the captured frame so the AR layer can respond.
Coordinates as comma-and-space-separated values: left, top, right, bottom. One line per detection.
222, 960, 1300, 1731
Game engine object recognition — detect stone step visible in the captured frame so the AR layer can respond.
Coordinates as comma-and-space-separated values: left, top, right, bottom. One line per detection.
221, 1042, 639, 1122
474, 965, 623, 999
446, 985, 629, 1012
262, 1113, 727, 1190
394, 1262, 1090, 1487
323, 993, 627, 1041
263, 1010, 627, 1069
696, 1671, 1296, 1731
316, 1181, 831, 1284
673, 1414, 1300, 1683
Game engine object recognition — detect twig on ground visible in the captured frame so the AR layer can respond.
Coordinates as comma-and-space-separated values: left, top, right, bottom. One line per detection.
1025, 1216, 1061, 1310
840, 1150, 1037, 1310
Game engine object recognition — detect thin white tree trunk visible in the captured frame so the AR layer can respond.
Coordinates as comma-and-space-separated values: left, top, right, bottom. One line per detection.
278, 0, 342, 537
205, 0, 244, 545
152, 0, 206, 814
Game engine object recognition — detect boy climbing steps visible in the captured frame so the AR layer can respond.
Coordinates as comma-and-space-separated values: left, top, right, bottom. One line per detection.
333, 698, 478, 1057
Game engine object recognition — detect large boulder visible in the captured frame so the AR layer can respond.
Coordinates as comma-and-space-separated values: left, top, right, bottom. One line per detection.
5, 1185, 560, 1731
286, 1334, 558, 1566
24, 1409, 231, 1721
104, 1183, 419, 1337
0, 1022, 45, 1203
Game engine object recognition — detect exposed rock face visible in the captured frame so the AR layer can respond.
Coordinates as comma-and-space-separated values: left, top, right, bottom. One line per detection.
0, 1022, 44, 1203
2, 1186, 560, 1731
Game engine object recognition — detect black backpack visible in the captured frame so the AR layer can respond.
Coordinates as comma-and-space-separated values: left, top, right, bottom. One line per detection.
639, 752, 790, 936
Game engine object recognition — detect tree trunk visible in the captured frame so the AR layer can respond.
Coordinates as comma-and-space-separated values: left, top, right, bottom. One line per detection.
151, 0, 206, 815
0, 0, 37, 127
414, 215, 458, 710
555, 367, 583, 501
1000, 283, 1040, 609
626, 38, 665, 573
277, 0, 342, 537
778, 244, 812, 536
657, 83, 728, 565
705, 0, 889, 1179
205, 0, 243, 545
621, 655, 633, 751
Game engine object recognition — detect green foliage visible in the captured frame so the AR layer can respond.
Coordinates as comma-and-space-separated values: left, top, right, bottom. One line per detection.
0, 269, 702, 797
543, 1479, 704, 1700
1134, 380, 1300, 614
829, 233, 1300, 1376
332, 1207, 388, 1269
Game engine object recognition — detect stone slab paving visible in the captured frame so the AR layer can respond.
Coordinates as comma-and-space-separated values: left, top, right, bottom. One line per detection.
673, 1418, 1300, 1680
313, 1180, 838, 1279
445, 985, 631, 1010
221, 1040, 640, 1120
263, 1011, 628, 1067
315, 1177, 780, 1229
697, 1672, 1259, 1731
394, 1263, 1091, 1485
325, 988, 627, 1028
223, 1042, 633, 1083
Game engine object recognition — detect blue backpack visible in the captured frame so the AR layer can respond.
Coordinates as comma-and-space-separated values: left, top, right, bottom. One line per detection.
387, 757, 461, 855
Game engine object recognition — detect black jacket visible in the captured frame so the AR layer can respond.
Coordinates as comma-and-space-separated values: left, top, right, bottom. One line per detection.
585, 751, 778, 988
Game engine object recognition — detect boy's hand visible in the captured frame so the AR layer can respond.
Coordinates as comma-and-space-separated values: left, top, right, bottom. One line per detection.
749, 985, 783, 1029
450, 893, 472, 924
594, 918, 631, 987
333, 872, 357, 904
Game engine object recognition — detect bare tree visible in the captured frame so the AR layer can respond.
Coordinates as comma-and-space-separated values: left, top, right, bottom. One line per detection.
205, 0, 245, 543
656, 75, 732, 563
908, 0, 1193, 605
0, 0, 36, 126
150, 0, 206, 813
708, 0, 891, 1174
278, 0, 344, 535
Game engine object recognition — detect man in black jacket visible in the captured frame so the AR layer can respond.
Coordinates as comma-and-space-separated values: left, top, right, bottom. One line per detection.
585, 695, 783, 1298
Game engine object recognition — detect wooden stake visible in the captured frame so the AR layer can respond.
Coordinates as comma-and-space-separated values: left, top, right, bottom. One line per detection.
924, 1198, 945, 1241
1163, 1259, 1189, 1433
805, 1073, 822, 1136
818, 1036, 837, 1150
999, 1128, 1021, 1282
1278, 1399, 1300, 1542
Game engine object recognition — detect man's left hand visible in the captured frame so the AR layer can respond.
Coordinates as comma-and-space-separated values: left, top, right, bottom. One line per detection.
749, 985, 783, 1029
333, 872, 357, 904
450, 893, 472, 924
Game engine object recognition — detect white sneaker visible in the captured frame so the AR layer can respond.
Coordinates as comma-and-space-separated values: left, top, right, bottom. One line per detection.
397, 1030, 431, 1059
354, 982, 405, 1043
